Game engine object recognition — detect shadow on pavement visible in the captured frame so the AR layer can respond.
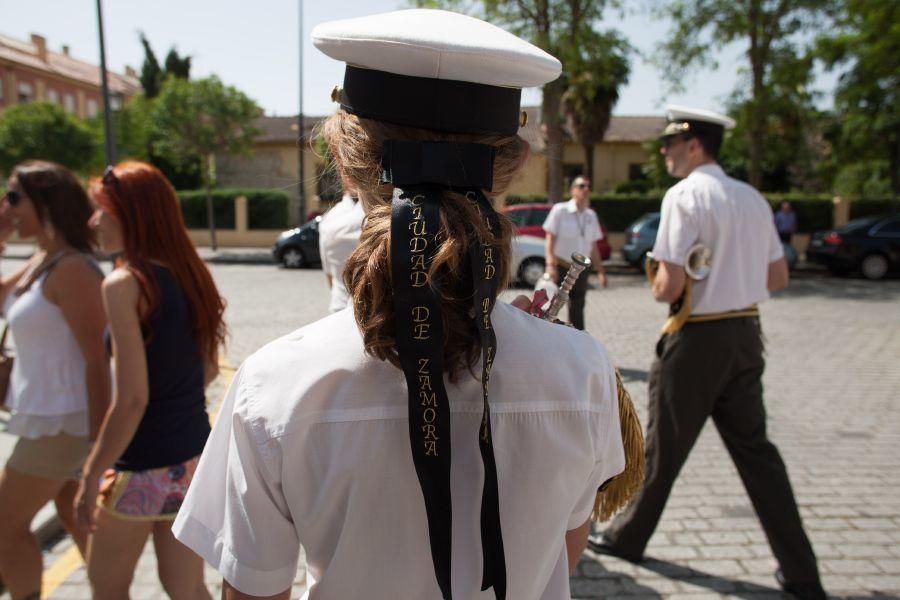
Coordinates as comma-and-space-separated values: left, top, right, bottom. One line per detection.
638, 557, 783, 598
572, 554, 662, 599
618, 368, 649, 384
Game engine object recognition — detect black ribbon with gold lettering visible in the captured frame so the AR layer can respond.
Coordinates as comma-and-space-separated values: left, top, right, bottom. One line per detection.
466, 190, 507, 597
391, 187, 454, 599
387, 140, 507, 599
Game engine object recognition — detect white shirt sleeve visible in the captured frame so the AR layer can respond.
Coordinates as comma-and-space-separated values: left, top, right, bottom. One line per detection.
567, 367, 625, 530
542, 204, 562, 235
173, 367, 300, 597
651, 188, 699, 266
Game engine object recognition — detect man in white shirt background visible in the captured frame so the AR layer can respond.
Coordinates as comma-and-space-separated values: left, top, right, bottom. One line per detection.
317, 188, 363, 312
589, 105, 825, 600
542, 175, 607, 330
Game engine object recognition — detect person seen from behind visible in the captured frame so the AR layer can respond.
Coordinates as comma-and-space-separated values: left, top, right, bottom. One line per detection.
75, 161, 226, 600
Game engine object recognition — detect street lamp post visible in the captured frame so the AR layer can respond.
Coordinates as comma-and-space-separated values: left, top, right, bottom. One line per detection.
96, 0, 116, 166
297, 0, 306, 224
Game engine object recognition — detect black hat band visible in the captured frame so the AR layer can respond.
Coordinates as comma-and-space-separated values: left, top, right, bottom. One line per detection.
341, 65, 522, 135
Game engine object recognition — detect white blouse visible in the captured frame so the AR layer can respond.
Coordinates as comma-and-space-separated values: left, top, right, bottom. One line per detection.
3, 269, 90, 438
174, 302, 625, 599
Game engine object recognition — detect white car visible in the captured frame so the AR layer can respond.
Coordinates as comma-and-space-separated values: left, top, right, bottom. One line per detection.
511, 234, 546, 287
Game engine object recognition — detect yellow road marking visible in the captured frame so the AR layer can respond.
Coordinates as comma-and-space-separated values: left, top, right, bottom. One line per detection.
41, 544, 83, 598
40, 357, 237, 597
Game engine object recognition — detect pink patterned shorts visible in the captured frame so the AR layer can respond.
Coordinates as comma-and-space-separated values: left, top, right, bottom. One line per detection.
99, 455, 200, 521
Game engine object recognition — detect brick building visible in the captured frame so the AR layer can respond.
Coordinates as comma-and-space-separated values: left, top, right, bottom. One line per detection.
0, 32, 140, 119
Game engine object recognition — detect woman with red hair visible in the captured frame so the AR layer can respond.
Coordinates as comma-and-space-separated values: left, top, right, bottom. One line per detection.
75, 161, 225, 599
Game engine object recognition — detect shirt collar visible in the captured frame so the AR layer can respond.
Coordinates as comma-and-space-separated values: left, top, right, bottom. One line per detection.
691, 163, 726, 178
565, 198, 586, 213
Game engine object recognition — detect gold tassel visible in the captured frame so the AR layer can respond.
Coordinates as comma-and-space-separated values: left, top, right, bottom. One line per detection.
592, 369, 645, 522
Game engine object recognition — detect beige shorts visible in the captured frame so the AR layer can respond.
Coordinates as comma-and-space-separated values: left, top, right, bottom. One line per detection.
7, 432, 91, 481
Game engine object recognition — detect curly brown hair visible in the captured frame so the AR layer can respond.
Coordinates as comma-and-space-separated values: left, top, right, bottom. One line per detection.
319, 110, 530, 380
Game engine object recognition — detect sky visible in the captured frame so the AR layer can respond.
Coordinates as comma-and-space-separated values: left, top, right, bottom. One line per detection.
3, 0, 837, 118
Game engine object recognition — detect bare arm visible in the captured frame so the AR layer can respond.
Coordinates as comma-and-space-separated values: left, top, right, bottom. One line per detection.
545, 233, 558, 279
590, 244, 607, 288
767, 257, 789, 292
566, 518, 591, 575
223, 580, 290, 600
75, 269, 149, 531
651, 260, 687, 304
44, 256, 111, 440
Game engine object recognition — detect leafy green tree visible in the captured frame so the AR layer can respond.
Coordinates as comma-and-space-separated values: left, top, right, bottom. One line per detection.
152, 76, 260, 249
0, 102, 97, 175
164, 49, 192, 80
415, 0, 622, 201
139, 33, 191, 98
720, 48, 828, 192
562, 29, 631, 183
816, 0, 900, 194
653, 0, 835, 189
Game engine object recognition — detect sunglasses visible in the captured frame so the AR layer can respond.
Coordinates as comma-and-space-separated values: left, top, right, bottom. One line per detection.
662, 134, 692, 149
574, 182, 591, 190
5, 190, 23, 207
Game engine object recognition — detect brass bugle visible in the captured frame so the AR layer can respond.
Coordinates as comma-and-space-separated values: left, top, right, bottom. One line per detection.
543, 252, 591, 321
645, 243, 712, 282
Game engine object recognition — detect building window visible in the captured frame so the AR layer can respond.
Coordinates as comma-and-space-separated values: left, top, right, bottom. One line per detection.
87, 99, 99, 118
47, 89, 60, 104
110, 94, 123, 111
63, 93, 75, 113
18, 81, 34, 103
628, 163, 646, 181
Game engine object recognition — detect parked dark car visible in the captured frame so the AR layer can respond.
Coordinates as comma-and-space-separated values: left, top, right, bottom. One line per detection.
807, 214, 900, 280
621, 212, 660, 272
502, 203, 612, 260
272, 216, 322, 268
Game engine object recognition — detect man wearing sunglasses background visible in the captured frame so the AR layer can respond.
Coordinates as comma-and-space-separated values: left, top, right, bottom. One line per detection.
542, 175, 607, 331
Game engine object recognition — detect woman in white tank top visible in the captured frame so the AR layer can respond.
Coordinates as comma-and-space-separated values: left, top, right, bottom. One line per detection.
0, 161, 110, 600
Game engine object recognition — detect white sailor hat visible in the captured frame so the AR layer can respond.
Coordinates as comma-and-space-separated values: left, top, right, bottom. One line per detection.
660, 104, 736, 139
312, 9, 562, 135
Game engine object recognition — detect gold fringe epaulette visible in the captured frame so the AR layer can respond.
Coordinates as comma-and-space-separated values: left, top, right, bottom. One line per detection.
591, 369, 645, 522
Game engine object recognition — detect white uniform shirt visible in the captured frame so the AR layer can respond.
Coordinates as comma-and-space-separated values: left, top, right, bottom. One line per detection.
173, 303, 625, 599
651, 164, 784, 314
317, 195, 364, 312
542, 199, 603, 262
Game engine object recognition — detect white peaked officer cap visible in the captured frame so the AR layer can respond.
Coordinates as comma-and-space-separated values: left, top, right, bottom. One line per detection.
661, 104, 736, 139
312, 9, 562, 135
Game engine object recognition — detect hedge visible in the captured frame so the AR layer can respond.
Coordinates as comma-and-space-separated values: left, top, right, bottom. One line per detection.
177, 190, 237, 229
507, 193, 836, 232
176, 188, 290, 230
848, 198, 900, 220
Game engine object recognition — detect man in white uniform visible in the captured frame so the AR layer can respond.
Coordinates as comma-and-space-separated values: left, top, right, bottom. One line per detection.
589, 106, 825, 600
174, 9, 626, 600
317, 191, 363, 312
542, 176, 607, 330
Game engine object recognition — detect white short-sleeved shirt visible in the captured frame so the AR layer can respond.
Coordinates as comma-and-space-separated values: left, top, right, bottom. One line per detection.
173, 302, 624, 600
318, 194, 357, 274
651, 164, 783, 314
317, 198, 364, 312
542, 199, 603, 262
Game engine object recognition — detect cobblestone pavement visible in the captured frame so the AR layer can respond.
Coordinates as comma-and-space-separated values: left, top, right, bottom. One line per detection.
3, 260, 898, 599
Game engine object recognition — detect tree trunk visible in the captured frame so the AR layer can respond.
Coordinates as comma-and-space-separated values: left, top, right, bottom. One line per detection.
748, 0, 764, 190
203, 155, 218, 251
583, 143, 594, 183
543, 80, 565, 203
